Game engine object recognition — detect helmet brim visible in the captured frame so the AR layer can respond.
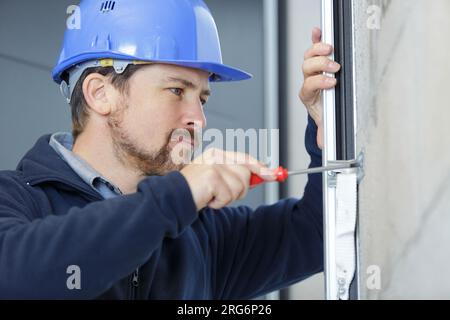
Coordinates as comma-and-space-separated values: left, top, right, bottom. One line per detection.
52, 53, 253, 84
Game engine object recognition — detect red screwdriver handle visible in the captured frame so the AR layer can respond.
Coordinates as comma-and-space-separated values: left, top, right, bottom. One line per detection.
250, 166, 289, 188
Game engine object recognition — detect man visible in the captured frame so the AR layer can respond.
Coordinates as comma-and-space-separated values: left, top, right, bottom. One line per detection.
0, 0, 339, 299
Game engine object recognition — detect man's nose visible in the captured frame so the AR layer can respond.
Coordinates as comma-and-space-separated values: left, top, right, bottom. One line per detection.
183, 101, 207, 129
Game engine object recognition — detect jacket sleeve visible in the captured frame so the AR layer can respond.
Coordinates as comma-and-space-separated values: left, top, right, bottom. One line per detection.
0, 172, 198, 299
205, 116, 323, 299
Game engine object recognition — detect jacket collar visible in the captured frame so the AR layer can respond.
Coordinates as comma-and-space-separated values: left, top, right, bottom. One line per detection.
16, 134, 101, 198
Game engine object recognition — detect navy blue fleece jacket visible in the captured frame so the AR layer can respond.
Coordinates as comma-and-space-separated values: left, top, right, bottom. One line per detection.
0, 117, 323, 299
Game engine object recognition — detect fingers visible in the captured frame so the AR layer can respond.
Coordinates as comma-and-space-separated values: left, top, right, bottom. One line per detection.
223, 151, 276, 182
190, 148, 277, 209
303, 56, 341, 78
206, 174, 234, 210
304, 42, 333, 60
183, 148, 276, 210
207, 164, 253, 209
300, 30, 339, 113
208, 166, 246, 209
300, 74, 337, 102
223, 166, 248, 199
198, 148, 276, 181
312, 27, 322, 44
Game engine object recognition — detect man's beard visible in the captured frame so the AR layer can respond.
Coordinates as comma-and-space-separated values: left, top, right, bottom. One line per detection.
107, 104, 195, 177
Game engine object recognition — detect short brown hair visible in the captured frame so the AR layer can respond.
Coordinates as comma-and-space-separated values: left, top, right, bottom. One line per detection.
68, 65, 142, 141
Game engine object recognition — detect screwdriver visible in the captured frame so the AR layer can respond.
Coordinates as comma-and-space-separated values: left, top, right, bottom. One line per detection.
250, 162, 360, 187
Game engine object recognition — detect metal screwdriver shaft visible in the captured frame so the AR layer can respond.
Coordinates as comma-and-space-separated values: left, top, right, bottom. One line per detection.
250, 159, 360, 188
288, 163, 358, 176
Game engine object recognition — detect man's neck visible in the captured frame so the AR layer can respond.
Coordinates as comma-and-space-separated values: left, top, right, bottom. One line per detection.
72, 130, 144, 195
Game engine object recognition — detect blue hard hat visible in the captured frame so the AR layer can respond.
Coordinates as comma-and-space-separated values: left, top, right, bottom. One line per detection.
52, 0, 252, 86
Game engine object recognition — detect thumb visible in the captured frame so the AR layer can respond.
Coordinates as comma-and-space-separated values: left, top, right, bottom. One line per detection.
312, 27, 322, 44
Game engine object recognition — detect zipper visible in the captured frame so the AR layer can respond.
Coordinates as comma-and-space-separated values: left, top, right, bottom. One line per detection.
131, 268, 140, 299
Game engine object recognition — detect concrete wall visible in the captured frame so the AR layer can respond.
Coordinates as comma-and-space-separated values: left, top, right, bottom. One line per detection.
354, 0, 450, 299
284, 0, 450, 300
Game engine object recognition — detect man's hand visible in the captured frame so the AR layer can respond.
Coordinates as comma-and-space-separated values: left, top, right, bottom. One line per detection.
180, 149, 276, 211
299, 27, 341, 150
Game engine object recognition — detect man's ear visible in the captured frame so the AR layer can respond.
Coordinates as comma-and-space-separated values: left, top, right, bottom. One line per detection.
82, 73, 113, 116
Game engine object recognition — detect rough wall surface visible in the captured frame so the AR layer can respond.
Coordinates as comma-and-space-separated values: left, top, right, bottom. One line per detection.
354, 0, 450, 299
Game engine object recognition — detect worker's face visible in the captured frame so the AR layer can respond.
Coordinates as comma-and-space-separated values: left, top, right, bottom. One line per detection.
107, 63, 210, 176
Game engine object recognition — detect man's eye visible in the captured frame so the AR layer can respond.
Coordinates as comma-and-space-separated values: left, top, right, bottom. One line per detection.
169, 88, 183, 96
200, 99, 207, 106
